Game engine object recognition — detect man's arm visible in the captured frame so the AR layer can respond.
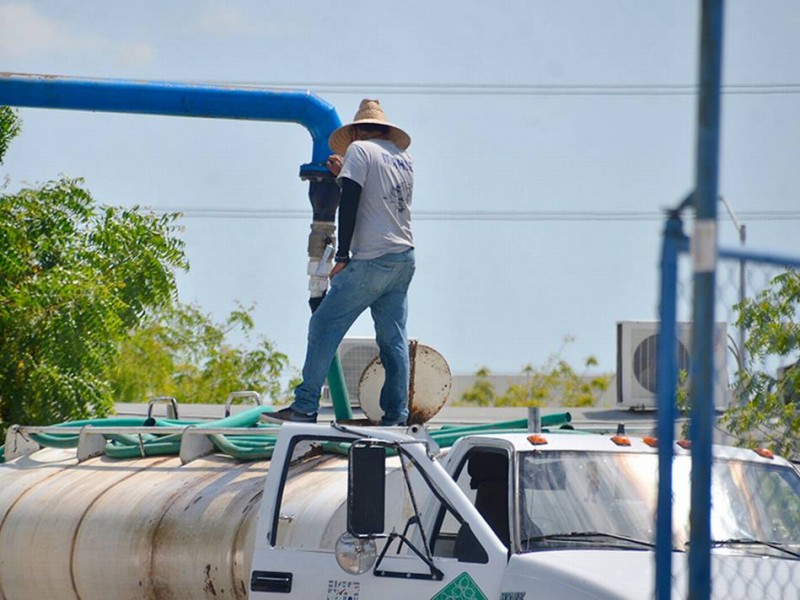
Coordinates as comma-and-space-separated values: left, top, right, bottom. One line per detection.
331, 177, 361, 277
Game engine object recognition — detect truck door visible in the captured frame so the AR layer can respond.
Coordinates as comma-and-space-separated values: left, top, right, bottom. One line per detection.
249, 435, 508, 600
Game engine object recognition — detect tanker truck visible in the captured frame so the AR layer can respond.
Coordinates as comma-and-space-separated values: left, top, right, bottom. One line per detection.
2, 409, 800, 599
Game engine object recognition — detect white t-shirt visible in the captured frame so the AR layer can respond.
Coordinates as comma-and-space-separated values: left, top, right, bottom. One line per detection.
338, 139, 414, 260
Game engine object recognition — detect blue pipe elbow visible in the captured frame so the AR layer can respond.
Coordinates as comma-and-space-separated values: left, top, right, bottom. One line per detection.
0, 72, 341, 170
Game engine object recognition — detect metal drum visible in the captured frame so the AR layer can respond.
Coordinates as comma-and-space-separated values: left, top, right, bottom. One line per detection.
358, 341, 452, 424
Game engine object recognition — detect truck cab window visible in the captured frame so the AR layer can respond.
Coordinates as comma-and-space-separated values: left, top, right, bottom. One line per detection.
432, 449, 511, 563
271, 440, 352, 550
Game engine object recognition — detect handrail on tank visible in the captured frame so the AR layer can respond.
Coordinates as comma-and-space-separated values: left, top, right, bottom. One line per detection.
1, 411, 578, 464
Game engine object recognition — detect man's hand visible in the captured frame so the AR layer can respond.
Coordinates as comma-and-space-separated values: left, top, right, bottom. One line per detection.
330, 261, 347, 279
326, 154, 344, 176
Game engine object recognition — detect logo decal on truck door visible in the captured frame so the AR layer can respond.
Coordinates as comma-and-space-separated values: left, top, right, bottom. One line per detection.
327, 579, 360, 599
430, 572, 487, 600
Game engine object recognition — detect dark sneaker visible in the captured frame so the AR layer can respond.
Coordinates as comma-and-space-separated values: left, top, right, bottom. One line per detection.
261, 407, 318, 424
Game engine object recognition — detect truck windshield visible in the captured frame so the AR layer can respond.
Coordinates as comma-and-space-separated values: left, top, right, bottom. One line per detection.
517, 451, 800, 556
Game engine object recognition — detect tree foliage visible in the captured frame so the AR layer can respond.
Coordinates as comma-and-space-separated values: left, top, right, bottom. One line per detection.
0, 107, 21, 166
0, 108, 188, 435
459, 367, 496, 407
721, 270, 800, 458
458, 339, 612, 408
107, 302, 298, 405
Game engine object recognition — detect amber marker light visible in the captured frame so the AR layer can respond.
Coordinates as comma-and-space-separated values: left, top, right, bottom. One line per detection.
527, 434, 548, 446
610, 435, 631, 447
753, 448, 774, 459
643, 436, 658, 448
677, 439, 692, 450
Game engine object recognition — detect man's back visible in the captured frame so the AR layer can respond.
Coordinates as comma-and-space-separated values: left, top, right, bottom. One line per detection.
339, 139, 414, 260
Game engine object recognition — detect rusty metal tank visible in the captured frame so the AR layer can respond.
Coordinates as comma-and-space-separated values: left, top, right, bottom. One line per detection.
0, 445, 352, 600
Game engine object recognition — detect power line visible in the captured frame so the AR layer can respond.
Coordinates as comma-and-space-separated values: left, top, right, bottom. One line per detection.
205, 80, 800, 97
152, 207, 800, 222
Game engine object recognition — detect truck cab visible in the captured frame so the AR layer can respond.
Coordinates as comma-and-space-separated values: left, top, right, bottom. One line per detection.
250, 423, 510, 598
250, 423, 800, 599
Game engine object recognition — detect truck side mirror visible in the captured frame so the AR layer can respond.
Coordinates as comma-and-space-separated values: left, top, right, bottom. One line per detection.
348, 443, 386, 536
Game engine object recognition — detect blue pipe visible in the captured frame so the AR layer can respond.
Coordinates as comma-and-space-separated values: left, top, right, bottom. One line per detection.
689, 1, 725, 598
0, 72, 341, 175
655, 213, 687, 600
0, 72, 353, 417
719, 246, 800, 270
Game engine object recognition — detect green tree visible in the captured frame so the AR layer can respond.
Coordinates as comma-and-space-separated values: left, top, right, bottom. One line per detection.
721, 270, 800, 458
497, 354, 611, 407
108, 302, 299, 405
0, 107, 21, 166
459, 366, 497, 406
0, 108, 188, 436
458, 339, 612, 408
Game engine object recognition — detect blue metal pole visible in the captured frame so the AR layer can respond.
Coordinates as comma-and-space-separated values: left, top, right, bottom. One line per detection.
689, 1, 724, 598
656, 213, 688, 600
0, 72, 340, 175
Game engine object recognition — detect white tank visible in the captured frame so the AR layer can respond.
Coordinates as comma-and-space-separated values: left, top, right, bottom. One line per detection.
0, 446, 352, 600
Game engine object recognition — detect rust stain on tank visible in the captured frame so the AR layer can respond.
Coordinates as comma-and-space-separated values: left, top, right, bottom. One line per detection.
204, 563, 218, 596
407, 406, 437, 426
407, 340, 419, 409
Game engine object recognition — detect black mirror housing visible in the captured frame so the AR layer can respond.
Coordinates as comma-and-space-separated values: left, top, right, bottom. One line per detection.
348, 443, 386, 536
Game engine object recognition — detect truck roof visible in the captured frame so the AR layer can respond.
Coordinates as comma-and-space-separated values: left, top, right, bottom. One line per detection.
450, 430, 794, 467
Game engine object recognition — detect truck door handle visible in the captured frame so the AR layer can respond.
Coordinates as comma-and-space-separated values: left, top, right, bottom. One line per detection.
250, 571, 293, 593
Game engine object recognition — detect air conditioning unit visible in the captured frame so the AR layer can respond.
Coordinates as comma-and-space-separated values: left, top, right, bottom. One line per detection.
616, 321, 730, 410
335, 337, 380, 405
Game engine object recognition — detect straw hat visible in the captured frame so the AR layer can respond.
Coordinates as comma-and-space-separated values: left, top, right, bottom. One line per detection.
328, 99, 411, 155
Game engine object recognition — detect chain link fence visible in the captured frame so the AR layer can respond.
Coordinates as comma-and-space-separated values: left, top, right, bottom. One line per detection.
658, 214, 800, 599
677, 249, 788, 401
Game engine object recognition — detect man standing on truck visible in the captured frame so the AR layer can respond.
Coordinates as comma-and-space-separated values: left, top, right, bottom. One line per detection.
265, 99, 415, 427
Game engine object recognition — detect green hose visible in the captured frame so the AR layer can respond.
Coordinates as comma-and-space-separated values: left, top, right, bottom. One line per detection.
26, 417, 177, 449
2, 409, 576, 463
434, 412, 572, 433
102, 406, 280, 459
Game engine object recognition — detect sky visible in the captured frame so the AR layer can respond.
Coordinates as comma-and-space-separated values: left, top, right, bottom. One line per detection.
1, 1, 799, 385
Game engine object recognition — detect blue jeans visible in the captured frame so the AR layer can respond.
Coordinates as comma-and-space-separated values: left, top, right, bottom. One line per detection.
292, 249, 416, 424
